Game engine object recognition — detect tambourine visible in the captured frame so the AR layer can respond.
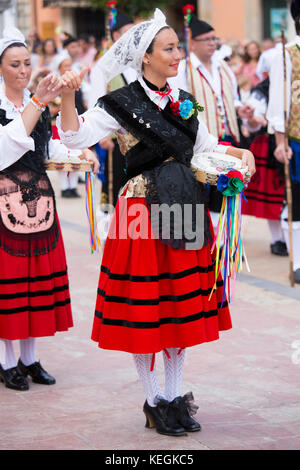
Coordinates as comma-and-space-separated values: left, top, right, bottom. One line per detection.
45, 159, 93, 172
190, 152, 249, 185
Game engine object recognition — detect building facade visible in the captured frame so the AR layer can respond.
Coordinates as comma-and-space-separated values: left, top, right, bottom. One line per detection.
0, 1, 296, 47
198, 0, 294, 42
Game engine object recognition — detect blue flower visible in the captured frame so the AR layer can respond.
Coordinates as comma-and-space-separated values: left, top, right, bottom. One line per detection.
179, 100, 194, 119
217, 174, 229, 193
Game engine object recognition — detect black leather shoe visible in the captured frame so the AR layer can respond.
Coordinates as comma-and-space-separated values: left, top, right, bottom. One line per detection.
169, 393, 201, 432
69, 188, 81, 198
270, 241, 288, 256
0, 364, 29, 391
143, 399, 187, 436
18, 359, 56, 385
61, 189, 72, 198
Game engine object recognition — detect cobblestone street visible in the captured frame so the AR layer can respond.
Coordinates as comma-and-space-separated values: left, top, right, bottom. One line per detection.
1, 173, 300, 451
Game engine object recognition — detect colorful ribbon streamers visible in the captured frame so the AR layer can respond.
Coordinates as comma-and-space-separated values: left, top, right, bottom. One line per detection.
85, 170, 101, 253
209, 172, 249, 304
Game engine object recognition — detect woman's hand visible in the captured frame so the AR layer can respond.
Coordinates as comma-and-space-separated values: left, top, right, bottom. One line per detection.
80, 148, 100, 174
60, 68, 88, 95
241, 149, 256, 182
34, 73, 62, 105
99, 137, 115, 151
237, 104, 254, 119
274, 142, 293, 165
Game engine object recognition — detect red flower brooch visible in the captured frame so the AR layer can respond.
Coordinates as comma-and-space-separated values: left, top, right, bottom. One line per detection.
106, 0, 117, 7
182, 4, 195, 15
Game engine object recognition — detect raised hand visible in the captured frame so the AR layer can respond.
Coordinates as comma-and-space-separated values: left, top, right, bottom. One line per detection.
35, 73, 63, 104
60, 68, 88, 94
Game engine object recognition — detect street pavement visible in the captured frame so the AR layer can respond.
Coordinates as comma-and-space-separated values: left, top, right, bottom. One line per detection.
1, 171, 300, 451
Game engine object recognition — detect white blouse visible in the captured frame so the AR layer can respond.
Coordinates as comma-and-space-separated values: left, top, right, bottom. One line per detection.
267, 36, 300, 133
57, 76, 228, 156
0, 87, 82, 172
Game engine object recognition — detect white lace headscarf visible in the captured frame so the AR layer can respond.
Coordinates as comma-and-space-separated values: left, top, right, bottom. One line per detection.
0, 27, 27, 58
98, 8, 168, 82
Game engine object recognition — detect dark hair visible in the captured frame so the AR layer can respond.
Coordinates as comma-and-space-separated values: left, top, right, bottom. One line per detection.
0, 42, 28, 64
63, 37, 77, 48
242, 40, 261, 64
146, 26, 172, 54
42, 38, 57, 55
78, 34, 90, 44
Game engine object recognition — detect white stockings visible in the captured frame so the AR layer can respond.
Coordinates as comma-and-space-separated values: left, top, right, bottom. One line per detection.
133, 348, 186, 407
163, 348, 186, 402
20, 337, 37, 366
1, 338, 36, 370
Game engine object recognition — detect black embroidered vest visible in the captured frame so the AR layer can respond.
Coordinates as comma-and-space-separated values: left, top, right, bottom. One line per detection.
97, 81, 212, 250
0, 106, 59, 257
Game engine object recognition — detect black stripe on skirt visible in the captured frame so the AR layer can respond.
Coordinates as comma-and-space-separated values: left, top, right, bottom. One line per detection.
94, 301, 228, 329
0, 269, 68, 285
101, 264, 215, 282
0, 298, 71, 315
97, 280, 224, 306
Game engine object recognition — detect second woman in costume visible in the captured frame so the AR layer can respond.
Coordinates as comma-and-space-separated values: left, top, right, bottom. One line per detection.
0, 27, 98, 392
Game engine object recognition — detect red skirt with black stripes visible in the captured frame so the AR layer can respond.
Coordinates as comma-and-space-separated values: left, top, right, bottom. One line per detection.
91, 197, 232, 354
0, 218, 73, 340
242, 134, 285, 220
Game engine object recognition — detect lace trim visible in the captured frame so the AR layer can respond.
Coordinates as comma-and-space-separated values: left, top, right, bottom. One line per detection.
0, 88, 31, 120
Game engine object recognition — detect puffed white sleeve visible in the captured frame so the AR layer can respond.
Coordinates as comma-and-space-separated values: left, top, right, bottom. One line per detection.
48, 138, 82, 161
0, 114, 35, 171
193, 117, 228, 155
56, 106, 122, 149
267, 48, 292, 133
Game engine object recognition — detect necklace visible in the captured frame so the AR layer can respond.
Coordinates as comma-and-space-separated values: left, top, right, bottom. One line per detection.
13, 103, 25, 114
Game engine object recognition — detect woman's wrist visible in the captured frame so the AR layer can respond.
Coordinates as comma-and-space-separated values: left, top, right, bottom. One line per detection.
28, 99, 44, 114
31, 94, 47, 112
225, 146, 243, 160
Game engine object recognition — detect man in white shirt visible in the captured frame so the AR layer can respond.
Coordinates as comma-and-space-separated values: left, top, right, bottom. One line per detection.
267, 0, 300, 282
256, 40, 282, 81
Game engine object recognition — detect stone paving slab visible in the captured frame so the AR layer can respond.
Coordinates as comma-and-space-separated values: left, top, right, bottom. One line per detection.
1, 173, 300, 451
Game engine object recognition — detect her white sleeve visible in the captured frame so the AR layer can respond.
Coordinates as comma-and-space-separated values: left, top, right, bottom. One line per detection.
193, 117, 227, 154
48, 138, 82, 161
56, 106, 122, 149
0, 115, 35, 171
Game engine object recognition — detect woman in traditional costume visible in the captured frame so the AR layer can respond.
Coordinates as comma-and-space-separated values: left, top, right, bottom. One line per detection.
58, 10, 255, 436
0, 27, 98, 391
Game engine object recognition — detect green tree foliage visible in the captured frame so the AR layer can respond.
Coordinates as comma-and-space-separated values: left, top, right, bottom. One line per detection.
89, 0, 177, 18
